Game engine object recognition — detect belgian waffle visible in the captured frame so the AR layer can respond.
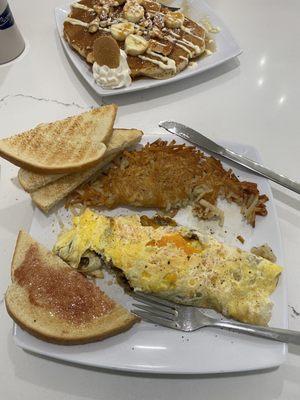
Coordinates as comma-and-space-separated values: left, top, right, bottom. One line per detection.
63, 0, 208, 80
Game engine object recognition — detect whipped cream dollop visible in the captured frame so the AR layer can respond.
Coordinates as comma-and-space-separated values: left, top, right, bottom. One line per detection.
92, 50, 132, 89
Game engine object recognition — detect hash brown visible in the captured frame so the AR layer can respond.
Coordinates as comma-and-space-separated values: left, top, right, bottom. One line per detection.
67, 140, 268, 226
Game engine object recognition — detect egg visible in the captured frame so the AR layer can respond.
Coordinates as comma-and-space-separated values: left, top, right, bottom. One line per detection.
54, 209, 282, 326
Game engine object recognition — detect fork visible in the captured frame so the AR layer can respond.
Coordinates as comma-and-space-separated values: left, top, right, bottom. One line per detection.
132, 292, 300, 344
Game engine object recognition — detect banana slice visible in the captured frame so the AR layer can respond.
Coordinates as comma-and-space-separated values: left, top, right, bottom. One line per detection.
164, 11, 185, 29
88, 17, 100, 33
111, 22, 135, 41
124, 1, 145, 23
125, 34, 149, 55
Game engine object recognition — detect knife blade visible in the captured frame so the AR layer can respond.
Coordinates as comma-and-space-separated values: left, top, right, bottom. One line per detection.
159, 121, 300, 195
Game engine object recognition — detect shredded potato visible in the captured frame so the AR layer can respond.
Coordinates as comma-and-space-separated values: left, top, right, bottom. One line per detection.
67, 140, 268, 226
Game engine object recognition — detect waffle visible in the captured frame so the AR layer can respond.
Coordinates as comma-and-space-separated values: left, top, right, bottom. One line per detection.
63, 0, 208, 80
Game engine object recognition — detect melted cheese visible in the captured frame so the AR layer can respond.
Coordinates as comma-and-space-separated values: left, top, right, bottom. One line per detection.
147, 233, 200, 256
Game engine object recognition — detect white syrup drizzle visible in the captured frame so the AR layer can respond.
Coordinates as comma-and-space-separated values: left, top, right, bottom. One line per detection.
181, 25, 205, 42
139, 50, 176, 71
71, 2, 95, 12
65, 17, 89, 27
179, 55, 188, 62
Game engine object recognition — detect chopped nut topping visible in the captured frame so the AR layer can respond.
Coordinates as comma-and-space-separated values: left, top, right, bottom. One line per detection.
88, 17, 100, 32
236, 235, 245, 244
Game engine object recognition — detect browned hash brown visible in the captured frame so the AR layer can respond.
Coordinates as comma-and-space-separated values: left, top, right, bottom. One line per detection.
67, 140, 268, 226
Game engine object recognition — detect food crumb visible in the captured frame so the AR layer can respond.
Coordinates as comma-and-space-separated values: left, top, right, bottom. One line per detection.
237, 235, 245, 244
188, 61, 197, 69
289, 305, 300, 317
251, 244, 276, 262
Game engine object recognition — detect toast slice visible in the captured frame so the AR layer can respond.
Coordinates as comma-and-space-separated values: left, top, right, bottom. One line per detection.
30, 128, 143, 213
18, 128, 141, 193
0, 105, 117, 174
5, 230, 138, 345
18, 170, 65, 193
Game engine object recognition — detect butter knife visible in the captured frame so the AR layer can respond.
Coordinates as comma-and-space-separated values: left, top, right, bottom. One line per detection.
159, 121, 300, 194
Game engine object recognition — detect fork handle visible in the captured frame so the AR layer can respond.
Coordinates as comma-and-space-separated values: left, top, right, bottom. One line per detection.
212, 320, 300, 344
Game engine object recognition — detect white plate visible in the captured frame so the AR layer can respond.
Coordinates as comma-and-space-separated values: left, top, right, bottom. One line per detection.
13, 135, 287, 374
54, 0, 242, 96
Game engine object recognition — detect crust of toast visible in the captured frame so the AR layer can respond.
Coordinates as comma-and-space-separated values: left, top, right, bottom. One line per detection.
0, 105, 117, 174
18, 129, 142, 192
18, 169, 66, 193
5, 294, 138, 345
30, 129, 143, 213
31, 154, 116, 213
5, 230, 138, 345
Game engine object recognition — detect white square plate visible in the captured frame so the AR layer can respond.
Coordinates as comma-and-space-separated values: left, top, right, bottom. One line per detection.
55, 0, 242, 96
13, 135, 287, 374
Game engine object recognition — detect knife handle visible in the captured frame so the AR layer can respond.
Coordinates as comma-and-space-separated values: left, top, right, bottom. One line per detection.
223, 148, 300, 194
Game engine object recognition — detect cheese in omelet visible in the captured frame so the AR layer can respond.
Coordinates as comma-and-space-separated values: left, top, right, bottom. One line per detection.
53, 209, 282, 326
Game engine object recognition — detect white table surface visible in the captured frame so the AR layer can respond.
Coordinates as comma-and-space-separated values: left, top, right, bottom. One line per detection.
1, 0, 300, 399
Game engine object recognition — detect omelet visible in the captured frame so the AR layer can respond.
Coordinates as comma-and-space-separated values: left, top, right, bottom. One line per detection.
53, 209, 282, 326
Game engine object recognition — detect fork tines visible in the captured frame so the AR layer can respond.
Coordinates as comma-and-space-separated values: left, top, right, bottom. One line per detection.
131, 292, 179, 330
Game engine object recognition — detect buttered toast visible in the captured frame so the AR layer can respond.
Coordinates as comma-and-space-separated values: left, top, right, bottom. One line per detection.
18, 128, 143, 193
0, 105, 117, 174
29, 128, 143, 213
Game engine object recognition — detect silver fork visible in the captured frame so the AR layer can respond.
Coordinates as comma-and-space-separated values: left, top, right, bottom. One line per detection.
132, 292, 300, 344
